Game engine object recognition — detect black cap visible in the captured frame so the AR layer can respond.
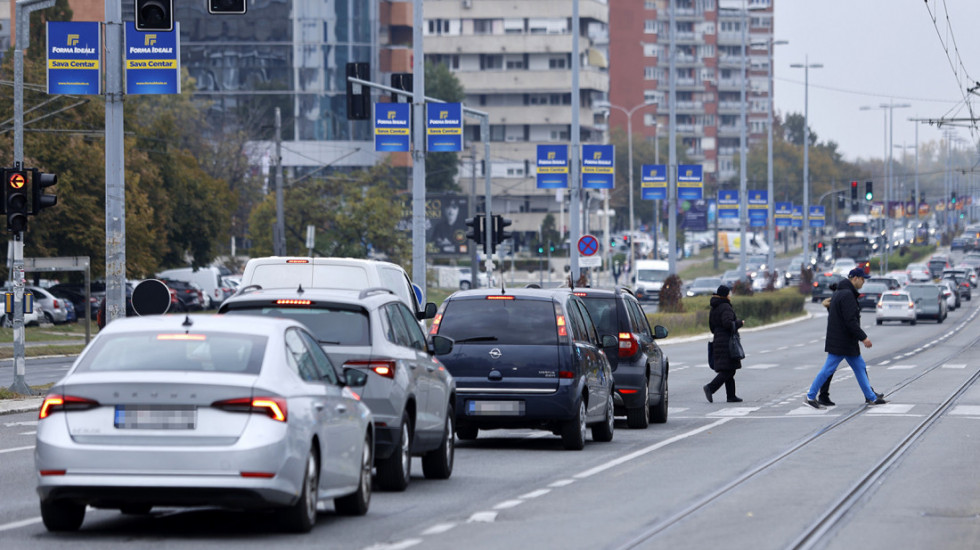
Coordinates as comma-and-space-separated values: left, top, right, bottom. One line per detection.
716, 285, 731, 297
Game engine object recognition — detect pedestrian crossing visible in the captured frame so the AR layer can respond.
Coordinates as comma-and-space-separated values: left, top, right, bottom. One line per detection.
669, 403, 980, 418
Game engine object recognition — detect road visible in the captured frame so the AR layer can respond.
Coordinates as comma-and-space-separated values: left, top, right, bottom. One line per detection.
1, 286, 978, 548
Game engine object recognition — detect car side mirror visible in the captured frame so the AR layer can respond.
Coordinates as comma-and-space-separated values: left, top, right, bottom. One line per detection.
427, 334, 454, 356
653, 325, 669, 339
418, 302, 437, 320
600, 334, 618, 349
343, 368, 369, 388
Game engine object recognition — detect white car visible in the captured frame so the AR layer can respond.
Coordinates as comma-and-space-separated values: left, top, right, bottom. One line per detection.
876, 291, 917, 325
885, 271, 911, 288
831, 258, 857, 276
906, 263, 932, 282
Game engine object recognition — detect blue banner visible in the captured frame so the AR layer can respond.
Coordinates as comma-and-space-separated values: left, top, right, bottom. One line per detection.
677, 164, 703, 199
774, 202, 792, 227
718, 190, 739, 219
426, 103, 463, 152
46, 22, 101, 95
809, 205, 826, 228
536, 145, 569, 189
582, 144, 615, 189
748, 189, 768, 221
125, 22, 180, 94
374, 103, 411, 152
640, 164, 667, 200
791, 206, 803, 228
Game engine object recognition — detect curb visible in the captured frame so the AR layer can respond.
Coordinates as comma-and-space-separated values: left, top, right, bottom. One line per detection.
0, 397, 43, 416
657, 310, 814, 346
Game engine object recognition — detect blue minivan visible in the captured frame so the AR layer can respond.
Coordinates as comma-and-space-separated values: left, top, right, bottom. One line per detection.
429, 288, 617, 450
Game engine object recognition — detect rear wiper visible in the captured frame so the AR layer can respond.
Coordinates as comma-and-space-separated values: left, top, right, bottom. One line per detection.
454, 336, 498, 343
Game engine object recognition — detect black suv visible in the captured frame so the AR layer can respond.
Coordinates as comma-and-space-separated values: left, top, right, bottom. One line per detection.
572, 287, 669, 428
811, 271, 843, 303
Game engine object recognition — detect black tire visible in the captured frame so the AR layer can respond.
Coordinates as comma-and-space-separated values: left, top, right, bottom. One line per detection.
876, 319, 882, 325
560, 400, 587, 450
276, 448, 318, 533
422, 405, 455, 480
376, 412, 411, 491
335, 432, 372, 516
40, 499, 85, 532
459, 281, 471, 290
44, 312, 55, 325
626, 381, 650, 429
938, 314, 944, 324
651, 377, 669, 424
591, 394, 615, 442
455, 425, 478, 441
910, 319, 917, 326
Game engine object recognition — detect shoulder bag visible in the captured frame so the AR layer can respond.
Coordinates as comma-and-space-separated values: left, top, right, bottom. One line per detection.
728, 320, 746, 360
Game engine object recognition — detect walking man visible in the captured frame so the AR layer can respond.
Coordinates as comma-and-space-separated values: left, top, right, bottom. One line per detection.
805, 268, 887, 408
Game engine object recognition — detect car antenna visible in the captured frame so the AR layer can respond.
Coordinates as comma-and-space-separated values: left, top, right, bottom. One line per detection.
297, 284, 304, 295
182, 315, 193, 330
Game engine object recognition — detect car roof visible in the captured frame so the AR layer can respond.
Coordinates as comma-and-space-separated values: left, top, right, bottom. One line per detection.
98, 312, 302, 337
220, 286, 400, 310
447, 287, 571, 301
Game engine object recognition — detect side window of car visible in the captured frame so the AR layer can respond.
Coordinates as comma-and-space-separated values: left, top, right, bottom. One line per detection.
299, 330, 338, 385
573, 298, 599, 344
381, 267, 416, 312
394, 303, 426, 351
627, 298, 652, 338
384, 304, 413, 348
564, 299, 589, 343
284, 329, 320, 382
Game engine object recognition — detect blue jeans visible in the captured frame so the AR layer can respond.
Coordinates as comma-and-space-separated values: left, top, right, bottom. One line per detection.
807, 353, 876, 401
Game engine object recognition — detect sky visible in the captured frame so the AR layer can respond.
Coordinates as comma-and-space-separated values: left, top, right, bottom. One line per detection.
772, 0, 980, 163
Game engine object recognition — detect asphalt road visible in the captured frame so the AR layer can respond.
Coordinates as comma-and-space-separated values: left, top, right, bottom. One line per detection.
1, 289, 978, 548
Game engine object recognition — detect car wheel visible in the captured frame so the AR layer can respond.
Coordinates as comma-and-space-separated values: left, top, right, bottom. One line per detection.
651, 376, 669, 424
626, 382, 650, 429
335, 432, 372, 516
376, 412, 411, 491
43, 312, 55, 325
422, 405, 455, 480
459, 280, 471, 290
40, 499, 85, 532
876, 319, 882, 325
591, 394, 615, 443
277, 447, 319, 533
456, 424, 478, 441
560, 400, 587, 450
938, 314, 944, 324
910, 319, 917, 326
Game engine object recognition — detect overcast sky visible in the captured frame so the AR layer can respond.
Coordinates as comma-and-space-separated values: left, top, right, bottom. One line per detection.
773, 0, 980, 163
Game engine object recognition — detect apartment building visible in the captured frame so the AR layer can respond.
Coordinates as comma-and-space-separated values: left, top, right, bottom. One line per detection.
608, 0, 774, 185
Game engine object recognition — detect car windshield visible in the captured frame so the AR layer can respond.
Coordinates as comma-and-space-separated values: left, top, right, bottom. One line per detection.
579, 296, 618, 336
862, 283, 888, 294
224, 305, 370, 345
693, 278, 721, 289
74, 331, 267, 374
437, 298, 558, 346
637, 269, 668, 283
907, 286, 939, 300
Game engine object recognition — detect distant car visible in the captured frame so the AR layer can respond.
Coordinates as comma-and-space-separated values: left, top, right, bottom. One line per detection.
941, 272, 971, 301
573, 287, 670, 429
47, 283, 101, 320
831, 258, 857, 276
951, 236, 970, 250
885, 271, 910, 288
928, 256, 950, 279
685, 277, 722, 297
866, 277, 901, 291
430, 287, 617, 450
456, 267, 492, 290
220, 286, 457, 491
811, 272, 844, 303
26, 285, 73, 324
721, 269, 743, 289
906, 283, 947, 322
784, 257, 808, 286
751, 270, 784, 292
939, 279, 959, 310
160, 278, 205, 312
35, 315, 374, 533
876, 291, 917, 325
906, 263, 932, 282
857, 282, 889, 310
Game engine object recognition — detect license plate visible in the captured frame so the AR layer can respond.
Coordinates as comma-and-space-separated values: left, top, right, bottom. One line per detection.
466, 400, 524, 416
114, 406, 197, 430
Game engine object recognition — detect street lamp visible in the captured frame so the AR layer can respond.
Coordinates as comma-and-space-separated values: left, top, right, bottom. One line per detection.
790, 57, 822, 268
752, 38, 788, 279
596, 98, 658, 286
860, 101, 911, 273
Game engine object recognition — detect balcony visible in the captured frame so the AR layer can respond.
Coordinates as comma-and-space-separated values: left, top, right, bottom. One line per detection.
717, 125, 745, 137
426, 33, 575, 56
717, 100, 743, 113
456, 68, 608, 94
674, 100, 704, 112
481, 105, 599, 127
717, 78, 746, 91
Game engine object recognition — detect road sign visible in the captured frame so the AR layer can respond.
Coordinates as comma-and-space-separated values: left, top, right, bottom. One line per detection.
580, 256, 601, 267
578, 234, 599, 257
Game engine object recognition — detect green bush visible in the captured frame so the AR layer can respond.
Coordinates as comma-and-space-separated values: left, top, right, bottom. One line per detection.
649, 287, 804, 338
658, 274, 684, 313
868, 244, 935, 272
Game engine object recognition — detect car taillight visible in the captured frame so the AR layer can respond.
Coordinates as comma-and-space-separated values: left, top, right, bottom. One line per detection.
813, 282, 819, 288
556, 314, 567, 337
345, 359, 396, 379
876, 302, 882, 309
908, 301, 915, 309
39, 394, 100, 419
52, 299, 60, 308
618, 332, 639, 357
212, 397, 288, 422
858, 294, 865, 299
429, 313, 442, 335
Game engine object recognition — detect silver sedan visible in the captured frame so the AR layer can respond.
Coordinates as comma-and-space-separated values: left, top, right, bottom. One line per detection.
35, 314, 374, 533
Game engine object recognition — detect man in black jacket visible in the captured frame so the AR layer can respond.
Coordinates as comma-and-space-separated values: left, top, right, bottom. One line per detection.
804, 268, 887, 408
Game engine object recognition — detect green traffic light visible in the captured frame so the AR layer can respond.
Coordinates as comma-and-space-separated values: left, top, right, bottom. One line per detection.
865, 191, 873, 201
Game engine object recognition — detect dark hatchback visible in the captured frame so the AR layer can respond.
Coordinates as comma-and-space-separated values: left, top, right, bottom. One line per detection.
429, 288, 617, 450
811, 272, 843, 303
857, 282, 889, 310
572, 287, 669, 429
906, 283, 947, 322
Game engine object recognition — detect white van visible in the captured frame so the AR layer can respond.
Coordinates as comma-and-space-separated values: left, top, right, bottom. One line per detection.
633, 259, 671, 302
156, 266, 224, 309
237, 257, 435, 321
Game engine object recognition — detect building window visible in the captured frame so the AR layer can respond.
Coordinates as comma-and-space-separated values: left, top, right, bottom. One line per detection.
644, 1, 656, 9
473, 19, 493, 35
506, 57, 525, 70
644, 19, 657, 34
550, 129, 570, 141
481, 54, 504, 70
644, 90, 661, 103
549, 57, 568, 69
643, 43, 658, 57
749, 0, 770, 7
643, 66, 662, 80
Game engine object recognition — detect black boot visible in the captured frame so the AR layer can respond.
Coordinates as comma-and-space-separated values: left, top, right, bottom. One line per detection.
817, 394, 835, 407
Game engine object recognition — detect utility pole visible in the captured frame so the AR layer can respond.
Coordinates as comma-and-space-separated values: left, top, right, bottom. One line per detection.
790, 57, 823, 268
569, 0, 581, 283
274, 107, 285, 255
667, 0, 677, 275
738, 2, 748, 281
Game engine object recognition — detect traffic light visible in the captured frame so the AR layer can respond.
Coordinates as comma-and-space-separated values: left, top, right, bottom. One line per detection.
31, 169, 57, 215
391, 73, 413, 103
345, 62, 371, 120
850, 181, 858, 212
134, 0, 173, 32
610, 238, 617, 248
4, 168, 29, 232
837, 194, 846, 209
465, 214, 485, 251
865, 181, 873, 201
537, 244, 545, 255
549, 241, 556, 253
491, 214, 513, 254
951, 191, 957, 205
209, 0, 246, 14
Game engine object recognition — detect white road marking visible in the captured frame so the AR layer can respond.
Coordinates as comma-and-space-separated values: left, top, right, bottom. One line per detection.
758, 350, 771, 354
573, 418, 732, 480
548, 479, 575, 488
18, 431, 36, 436
519, 489, 550, 499
944, 363, 967, 369
493, 500, 523, 510
667, 407, 689, 414
0, 445, 33, 455
878, 360, 891, 365
3, 420, 37, 427
887, 364, 917, 370
950, 405, 980, 416
708, 407, 760, 417
363, 540, 422, 550
0, 516, 42, 532
777, 346, 789, 350
746, 363, 779, 370
866, 404, 915, 414
467, 511, 498, 523
421, 524, 456, 536
787, 406, 830, 416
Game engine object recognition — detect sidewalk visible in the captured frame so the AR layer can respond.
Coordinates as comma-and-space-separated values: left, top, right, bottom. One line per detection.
0, 396, 43, 415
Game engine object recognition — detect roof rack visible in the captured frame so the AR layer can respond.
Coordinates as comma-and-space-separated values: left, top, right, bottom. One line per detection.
358, 287, 395, 300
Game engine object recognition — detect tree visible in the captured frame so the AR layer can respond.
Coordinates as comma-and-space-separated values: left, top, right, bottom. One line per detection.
425, 62, 465, 193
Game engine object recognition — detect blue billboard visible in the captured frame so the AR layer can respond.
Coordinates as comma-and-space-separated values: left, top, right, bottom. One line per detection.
718, 189, 739, 219
46, 22, 101, 95
125, 22, 180, 95
536, 145, 569, 189
774, 202, 792, 227
748, 190, 768, 222
426, 103, 463, 152
809, 205, 826, 227
641, 164, 667, 200
374, 103, 411, 152
677, 164, 703, 199
582, 145, 615, 189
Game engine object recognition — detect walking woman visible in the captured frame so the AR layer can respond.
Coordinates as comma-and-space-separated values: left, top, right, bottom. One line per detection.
704, 285, 745, 403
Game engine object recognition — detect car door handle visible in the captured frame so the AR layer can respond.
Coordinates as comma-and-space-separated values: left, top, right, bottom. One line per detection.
315, 404, 325, 411
335, 405, 348, 414
426, 365, 436, 372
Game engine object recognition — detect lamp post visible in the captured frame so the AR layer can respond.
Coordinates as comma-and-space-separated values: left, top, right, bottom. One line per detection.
790, 58, 822, 268
752, 38, 788, 275
597, 99, 658, 287
860, 101, 910, 273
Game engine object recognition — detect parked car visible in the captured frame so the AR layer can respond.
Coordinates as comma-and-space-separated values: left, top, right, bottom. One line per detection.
159, 278, 205, 312
906, 283, 947, 322
0, 292, 43, 327
685, 277, 722, 297
47, 283, 101, 320
220, 286, 456, 491
156, 266, 225, 309
811, 272, 844, 303
876, 291, 917, 325
572, 287, 669, 429
35, 315, 374, 533
429, 287, 617, 450
26, 285, 73, 324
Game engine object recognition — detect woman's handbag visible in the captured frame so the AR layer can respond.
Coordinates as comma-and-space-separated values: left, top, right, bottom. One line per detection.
728, 321, 746, 360
707, 341, 715, 370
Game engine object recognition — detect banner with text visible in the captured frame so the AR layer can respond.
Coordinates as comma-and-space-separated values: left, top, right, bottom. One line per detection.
581, 144, 615, 189
536, 145, 569, 189
791, 205, 803, 227
374, 103, 411, 152
718, 189, 739, 219
46, 21, 101, 95
774, 202, 792, 227
809, 205, 826, 227
426, 103, 463, 152
748, 189, 768, 227
677, 164, 703, 199
641, 164, 667, 200
125, 22, 180, 94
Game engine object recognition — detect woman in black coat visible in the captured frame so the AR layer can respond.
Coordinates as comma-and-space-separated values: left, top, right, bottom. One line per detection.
703, 285, 744, 403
